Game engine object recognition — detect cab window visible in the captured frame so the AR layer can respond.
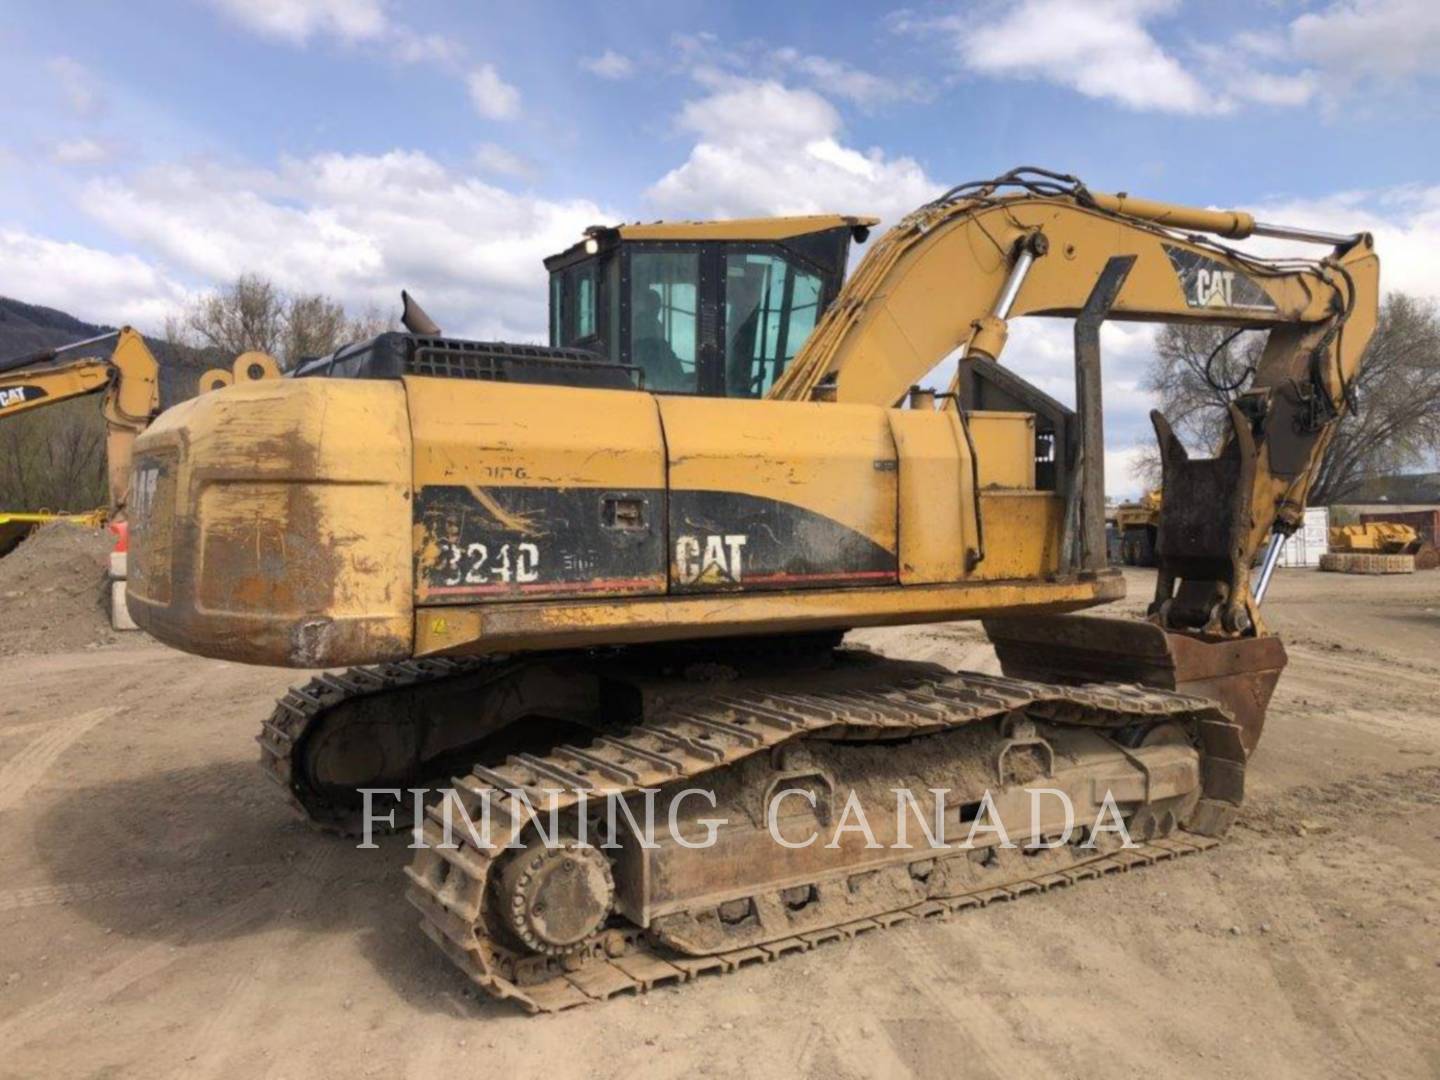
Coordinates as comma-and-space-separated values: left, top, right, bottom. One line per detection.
724, 253, 823, 398
549, 275, 562, 345
631, 251, 699, 392
551, 262, 599, 347
574, 267, 595, 339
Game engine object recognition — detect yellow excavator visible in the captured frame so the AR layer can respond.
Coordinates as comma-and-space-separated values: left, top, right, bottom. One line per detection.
0, 329, 281, 542
125, 168, 1378, 1012
0, 327, 162, 519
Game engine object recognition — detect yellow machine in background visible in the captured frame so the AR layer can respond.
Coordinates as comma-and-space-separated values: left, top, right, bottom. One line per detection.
0, 508, 107, 557
0, 328, 160, 517
1115, 489, 1163, 566
1322, 521, 1435, 574
126, 168, 1379, 1012
1328, 521, 1421, 553
0, 328, 281, 526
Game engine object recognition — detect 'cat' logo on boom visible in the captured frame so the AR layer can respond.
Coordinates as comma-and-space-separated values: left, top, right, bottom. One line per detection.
0, 386, 43, 410
1193, 268, 1237, 308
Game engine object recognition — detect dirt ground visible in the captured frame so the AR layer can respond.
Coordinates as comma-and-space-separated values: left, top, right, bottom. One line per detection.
0, 522, 116, 657
1, 566, 1437, 1079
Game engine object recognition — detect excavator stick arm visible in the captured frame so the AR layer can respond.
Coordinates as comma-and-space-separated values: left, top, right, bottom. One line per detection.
0, 357, 114, 419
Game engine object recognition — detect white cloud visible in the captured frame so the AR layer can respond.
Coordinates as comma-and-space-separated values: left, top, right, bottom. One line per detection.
956, 0, 1220, 115
47, 138, 111, 166
928, 0, 1437, 115
1191, 42, 1317, 107
647, 76, 938, 221
47, 56, 100, 116
467, 64, 521, 120
1236, 70, 1318, 107
0, 229, 190, 330
78, 150, 612, 339
1106, 446, 1154, 501
392, 28, 463, 66
206, 0, 388, 44
205, 1, 462, 74
770, 48, 928, 107
1289, 0, 1440, 85
582, 50, 634, 79
473, 142, 535, 181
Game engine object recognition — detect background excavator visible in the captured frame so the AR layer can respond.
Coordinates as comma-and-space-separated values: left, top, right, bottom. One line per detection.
0, 327, 161, 530
124, 167, 1378, 1013
0, 328, 280, 553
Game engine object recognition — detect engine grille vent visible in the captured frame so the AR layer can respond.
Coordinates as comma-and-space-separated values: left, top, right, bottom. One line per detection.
407, 337, 640, 389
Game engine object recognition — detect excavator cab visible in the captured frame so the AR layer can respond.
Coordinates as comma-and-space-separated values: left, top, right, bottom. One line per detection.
544, 217, 873, 397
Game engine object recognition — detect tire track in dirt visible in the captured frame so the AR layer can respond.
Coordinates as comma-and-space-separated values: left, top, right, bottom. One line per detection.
878, 922, 1044, 1077
0, 862, 282, 914
172, 847, 339, 1079
1288, 647, 1440, 691
0, 887, 279, 1052
0, 720, 60, 739
0, 707, 120, 812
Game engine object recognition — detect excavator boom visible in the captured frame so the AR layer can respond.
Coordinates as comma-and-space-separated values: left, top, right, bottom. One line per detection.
776, 168, 1377, 636
776, 170, 1373, 409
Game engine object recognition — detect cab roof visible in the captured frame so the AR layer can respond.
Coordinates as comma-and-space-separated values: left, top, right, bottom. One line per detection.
615, 214, 878, 242
544, 214, 878, 270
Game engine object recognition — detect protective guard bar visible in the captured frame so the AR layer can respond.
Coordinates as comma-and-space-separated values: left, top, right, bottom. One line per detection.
1063, 256, 1136, 573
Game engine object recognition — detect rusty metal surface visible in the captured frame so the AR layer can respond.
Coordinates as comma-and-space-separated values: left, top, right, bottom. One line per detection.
984, 614, 1286, 753
126, 379, 416, 667
1149, 405, 1260, 635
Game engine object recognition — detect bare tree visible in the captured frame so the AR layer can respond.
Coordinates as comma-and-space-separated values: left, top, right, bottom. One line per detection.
1140, 292, 1440, 504
0, 398, 107, 512
169, 275, 395, 370
1, 277, 399, 513
1309, 293, 1440, 502
283, 293, 350, 364
182, 273, 287, 358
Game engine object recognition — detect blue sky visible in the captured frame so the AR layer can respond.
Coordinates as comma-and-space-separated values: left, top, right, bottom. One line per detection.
2, 0, 1437, 494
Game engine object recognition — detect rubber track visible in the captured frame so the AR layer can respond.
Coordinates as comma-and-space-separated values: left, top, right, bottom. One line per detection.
403, 671, 1241, 1013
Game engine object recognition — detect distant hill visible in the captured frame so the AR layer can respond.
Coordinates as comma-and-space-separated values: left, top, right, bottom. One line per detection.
0, 297, 109, 357
0, 297, 224, 409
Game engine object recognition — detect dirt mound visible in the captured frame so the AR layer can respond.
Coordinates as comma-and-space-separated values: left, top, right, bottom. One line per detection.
0, 521, 116, 655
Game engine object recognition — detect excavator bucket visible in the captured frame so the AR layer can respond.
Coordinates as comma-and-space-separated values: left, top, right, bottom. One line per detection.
1147, 404, 1262, 635
984, 614, 1286, 756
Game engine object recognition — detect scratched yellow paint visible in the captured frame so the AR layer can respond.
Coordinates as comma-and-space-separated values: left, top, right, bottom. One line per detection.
659, 395, 897, 551
405, 377, 666, 493
128, 378, 414, 666
413, 573, 1121, 657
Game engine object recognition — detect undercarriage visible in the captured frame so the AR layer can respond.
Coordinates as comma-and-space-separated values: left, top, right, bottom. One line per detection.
257, 621, 1278, 1012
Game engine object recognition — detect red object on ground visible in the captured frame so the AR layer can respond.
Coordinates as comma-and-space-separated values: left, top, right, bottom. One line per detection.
109, 520, 129, 553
